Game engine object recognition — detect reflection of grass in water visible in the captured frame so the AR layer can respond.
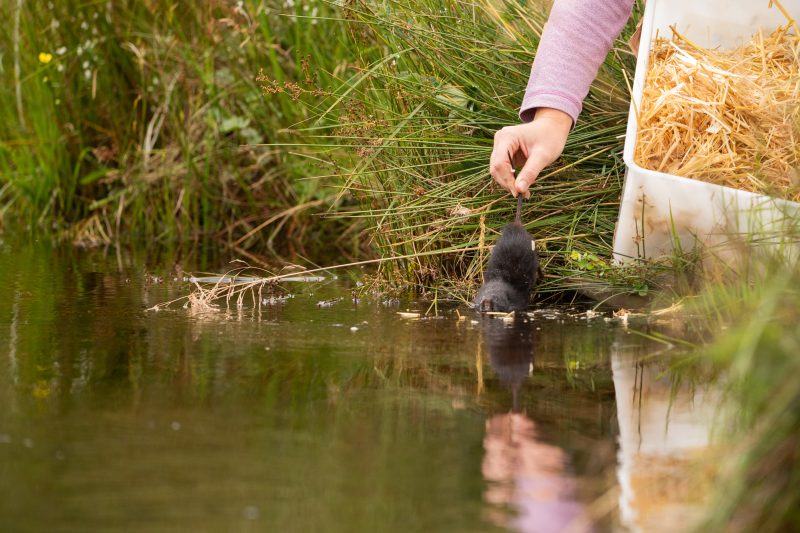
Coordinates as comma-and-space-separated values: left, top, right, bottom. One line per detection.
1, 241, 621, 531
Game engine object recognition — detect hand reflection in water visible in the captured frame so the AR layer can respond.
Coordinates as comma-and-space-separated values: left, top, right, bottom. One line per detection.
479, 316, 593, 533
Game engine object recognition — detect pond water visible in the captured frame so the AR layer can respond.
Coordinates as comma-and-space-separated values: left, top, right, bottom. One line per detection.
0, 241, 719, 532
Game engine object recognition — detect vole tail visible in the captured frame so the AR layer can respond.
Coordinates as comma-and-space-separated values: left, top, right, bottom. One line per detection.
515, 195, 523, 225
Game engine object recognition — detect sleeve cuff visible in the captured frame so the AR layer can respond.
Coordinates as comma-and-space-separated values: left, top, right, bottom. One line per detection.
519, 91, 581, 125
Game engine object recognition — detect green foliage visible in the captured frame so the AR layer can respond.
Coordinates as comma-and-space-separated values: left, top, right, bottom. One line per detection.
0, 0, 360, 258
657, 237, 800, 532
692, 264, 800, 532
2, 0, 656, 295
280, 0, 641, 295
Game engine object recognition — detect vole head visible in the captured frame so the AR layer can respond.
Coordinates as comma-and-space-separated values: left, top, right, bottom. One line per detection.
480, 292, 510, 312
474, 279, 522, 313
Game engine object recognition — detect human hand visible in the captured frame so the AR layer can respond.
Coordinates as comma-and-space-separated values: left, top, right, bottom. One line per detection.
489, 108, 572, 198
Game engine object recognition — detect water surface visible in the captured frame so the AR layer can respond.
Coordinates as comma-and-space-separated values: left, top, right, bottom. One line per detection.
0, 242, 716, 532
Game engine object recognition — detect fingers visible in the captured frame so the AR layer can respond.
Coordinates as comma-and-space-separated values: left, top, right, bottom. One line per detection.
515, 150, 551, 199
489, 128, 518, 197
491, 113, 570, 199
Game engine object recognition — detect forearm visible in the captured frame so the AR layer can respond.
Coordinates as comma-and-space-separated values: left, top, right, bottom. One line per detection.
520, 0, 635, 124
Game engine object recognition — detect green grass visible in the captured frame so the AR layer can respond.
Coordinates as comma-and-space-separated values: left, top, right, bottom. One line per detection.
693, 261, 800, 532
2, 0, 656, 296
0, 0, 364, 260
269, 0, 643, 297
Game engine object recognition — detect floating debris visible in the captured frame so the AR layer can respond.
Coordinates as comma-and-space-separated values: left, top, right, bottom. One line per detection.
613, 308, 631, 326
188, 274, 326, 284
243, 506, 260, 521
278, 275, 327, 282
189, 275, 257, 284
397, 311, 421, 319
316, 298, 342, 308
651, 302, 685, 316
262, 294, 294, 305
527, 308, 564, 320
483, 310, 516, 318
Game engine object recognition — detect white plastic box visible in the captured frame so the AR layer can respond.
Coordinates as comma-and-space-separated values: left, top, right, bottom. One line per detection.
613, 0, 800, 263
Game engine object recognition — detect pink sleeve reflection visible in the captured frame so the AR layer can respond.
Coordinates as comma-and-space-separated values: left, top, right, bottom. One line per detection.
482, 412, 594, 533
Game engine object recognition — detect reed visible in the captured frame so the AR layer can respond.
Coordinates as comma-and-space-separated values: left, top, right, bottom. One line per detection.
0, 0, 362, 259
3, 0, 659, 296
276, 0, 643, 296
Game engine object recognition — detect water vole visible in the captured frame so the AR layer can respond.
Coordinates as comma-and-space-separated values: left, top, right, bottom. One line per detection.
473, 196, 540, 312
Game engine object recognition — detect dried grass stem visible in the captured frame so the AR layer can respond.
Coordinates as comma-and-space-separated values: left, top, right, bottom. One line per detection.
636, 25, 800, 201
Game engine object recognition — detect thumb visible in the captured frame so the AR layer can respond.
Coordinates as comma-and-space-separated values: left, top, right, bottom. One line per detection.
515, 151, 549, 198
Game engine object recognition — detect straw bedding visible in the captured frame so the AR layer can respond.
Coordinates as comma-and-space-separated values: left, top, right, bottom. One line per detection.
635, 21, 800, 201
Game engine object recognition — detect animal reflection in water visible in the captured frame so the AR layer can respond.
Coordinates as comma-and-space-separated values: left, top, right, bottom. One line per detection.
479, 316, 592, 533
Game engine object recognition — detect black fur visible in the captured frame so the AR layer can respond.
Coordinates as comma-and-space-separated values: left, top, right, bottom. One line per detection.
479, 315, 536, 410
473, 197, 539, 312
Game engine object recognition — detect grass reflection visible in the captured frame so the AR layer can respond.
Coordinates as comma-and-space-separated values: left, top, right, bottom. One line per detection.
0, 243, 629, 532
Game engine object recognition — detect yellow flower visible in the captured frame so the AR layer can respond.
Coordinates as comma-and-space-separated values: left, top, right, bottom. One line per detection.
38, 52, 53, 64
570, 250, 581, 261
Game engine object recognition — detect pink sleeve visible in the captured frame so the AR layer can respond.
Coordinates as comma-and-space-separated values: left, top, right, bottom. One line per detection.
520, 0, 634, 124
